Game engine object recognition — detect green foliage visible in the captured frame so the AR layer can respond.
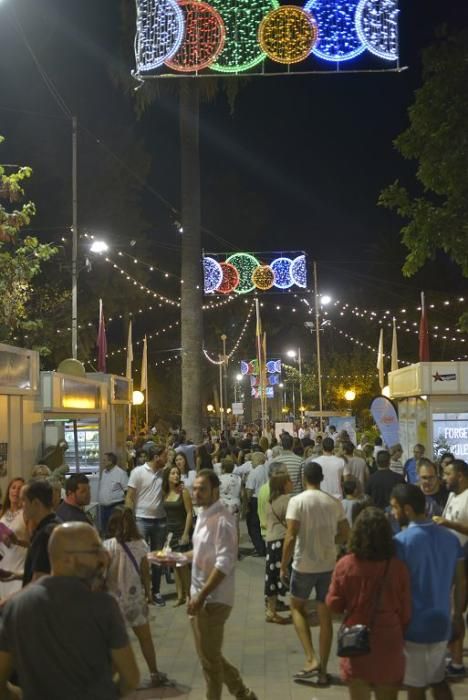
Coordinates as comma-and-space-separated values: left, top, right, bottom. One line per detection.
379, 29, 468, 278
0, 138, 58, 343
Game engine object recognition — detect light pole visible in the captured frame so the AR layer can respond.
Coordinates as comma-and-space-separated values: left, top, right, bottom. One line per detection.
71, 116, 78, 359
344, 389, 356, 415
287, 348, 304, 422
234, 373, 243, 402
312, 261, 331, 432
221, 334, 228, 419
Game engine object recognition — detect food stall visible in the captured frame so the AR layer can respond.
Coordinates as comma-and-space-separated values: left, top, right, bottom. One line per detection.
388, 361, 468, 460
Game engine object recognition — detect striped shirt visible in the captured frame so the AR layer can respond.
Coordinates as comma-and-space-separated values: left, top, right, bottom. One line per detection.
270, 451, 304, 494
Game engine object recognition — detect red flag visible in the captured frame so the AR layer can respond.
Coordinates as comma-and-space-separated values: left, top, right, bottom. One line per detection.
97, 299, 107, 372
418, 291, 430, 362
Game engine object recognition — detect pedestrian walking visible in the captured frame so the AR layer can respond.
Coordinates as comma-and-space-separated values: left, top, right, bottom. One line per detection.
98, 452, 128, 535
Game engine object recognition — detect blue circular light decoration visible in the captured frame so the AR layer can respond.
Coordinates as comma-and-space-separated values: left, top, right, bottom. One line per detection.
203, 256, 223, 293
134, 0, 185, 73
291, 254, 307, 288
304, 0, 365, 62
355, 0, 399, 62
271, 257, 294, 289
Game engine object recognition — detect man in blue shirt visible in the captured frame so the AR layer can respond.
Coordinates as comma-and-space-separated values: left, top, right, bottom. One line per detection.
403, 444, 425, 484
391, 484, 465, 700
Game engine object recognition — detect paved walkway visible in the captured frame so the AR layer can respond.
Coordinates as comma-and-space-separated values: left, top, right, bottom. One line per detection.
129, 532, 468, 700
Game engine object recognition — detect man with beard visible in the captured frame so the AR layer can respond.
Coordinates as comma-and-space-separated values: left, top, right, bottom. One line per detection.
0, 523, 139, 699
416, 458, 449, 517
391, 484, 465, 700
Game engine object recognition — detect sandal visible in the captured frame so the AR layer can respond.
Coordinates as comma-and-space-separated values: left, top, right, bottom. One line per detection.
266, 613, 290, 625
173, 598, 186, 607
293, 668, 320, 680
150, 671, 173, 687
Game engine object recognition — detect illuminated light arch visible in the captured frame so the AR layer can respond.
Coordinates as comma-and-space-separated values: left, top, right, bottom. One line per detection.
252, 264, 275, 290
210, 0, 279, 74
355, 0, 399, 61
203, 256, 224, 293
259, 6, 318, 65
133, 0, 185, 73
291, 254, 307, 288
218, 262, 240, 294
226, 253, 260, 293
304, 0, 365, 63
166, 1, 226, 72
271, 257, 294, 289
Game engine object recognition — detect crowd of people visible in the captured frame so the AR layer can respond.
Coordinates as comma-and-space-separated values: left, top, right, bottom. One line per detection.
0, 421, 466, 699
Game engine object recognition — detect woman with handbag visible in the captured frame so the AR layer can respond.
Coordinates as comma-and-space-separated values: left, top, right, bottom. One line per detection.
104, 507, 170, 688
264, 467, 293, 624
326, 506, 411, 699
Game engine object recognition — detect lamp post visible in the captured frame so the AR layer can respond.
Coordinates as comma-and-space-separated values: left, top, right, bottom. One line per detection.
287, 348, 303, 421
312, 261, 331, 432
344, 389, 356, 415
234, 373, 243, 402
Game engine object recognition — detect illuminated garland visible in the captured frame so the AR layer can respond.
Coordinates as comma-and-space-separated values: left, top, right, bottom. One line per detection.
203, 302, 255, 364
203, 252, 308, 294
355, 0, 399, 62
166, 1, 226, 72
304, 0, 365, 62
259, 6, 318, 65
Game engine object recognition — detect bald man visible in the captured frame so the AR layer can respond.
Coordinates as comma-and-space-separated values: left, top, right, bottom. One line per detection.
0, 523, 139, 700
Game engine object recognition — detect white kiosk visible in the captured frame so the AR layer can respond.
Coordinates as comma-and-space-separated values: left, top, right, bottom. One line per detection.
388, 361, 468, 460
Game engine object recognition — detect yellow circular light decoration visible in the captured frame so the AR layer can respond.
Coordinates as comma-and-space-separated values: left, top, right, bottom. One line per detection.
252, 264, 275, 290
258, 6, 318, 65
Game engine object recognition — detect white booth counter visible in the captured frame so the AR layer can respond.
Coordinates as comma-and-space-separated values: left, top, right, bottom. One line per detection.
388, 361, 468, 460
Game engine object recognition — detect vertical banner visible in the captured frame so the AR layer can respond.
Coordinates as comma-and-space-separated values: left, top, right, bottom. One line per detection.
370, 395, 400, 448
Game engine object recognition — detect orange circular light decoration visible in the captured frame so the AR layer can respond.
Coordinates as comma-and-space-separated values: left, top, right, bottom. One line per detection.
166, 1, 226, 72
218, 262, 240, 294
258, 6, 318, 65
252, 265, 275, 290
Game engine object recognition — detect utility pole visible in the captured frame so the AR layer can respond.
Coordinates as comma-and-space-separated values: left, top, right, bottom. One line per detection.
313, 261, 323, 432
298, 346, 303, 421
221, 334, 228, 428
218, 355, 224, 433
71, 116, 78, 360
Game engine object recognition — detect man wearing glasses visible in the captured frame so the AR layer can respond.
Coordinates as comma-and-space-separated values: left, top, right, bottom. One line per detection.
417, 458, 449, 517
0, 522, 139, 699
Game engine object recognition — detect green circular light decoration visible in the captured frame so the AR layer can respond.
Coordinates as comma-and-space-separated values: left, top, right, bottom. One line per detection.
210, 0, 279, 73
226, 253, 260, 294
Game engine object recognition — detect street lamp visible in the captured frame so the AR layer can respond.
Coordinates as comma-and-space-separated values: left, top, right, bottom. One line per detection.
287, 348, 303, 421
90, 240, 109, 254
234, 373, 243, 402
207, 404, 214, 413
344, 389, 356, 415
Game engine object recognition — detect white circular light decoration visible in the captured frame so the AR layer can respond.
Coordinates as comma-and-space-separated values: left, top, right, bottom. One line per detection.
291, 254, 307, 288
271, 257, 294, 289
355, 0, 399, 61
134, 0, 185, 73
203, 256, 223, 293
304, 0, 365, 63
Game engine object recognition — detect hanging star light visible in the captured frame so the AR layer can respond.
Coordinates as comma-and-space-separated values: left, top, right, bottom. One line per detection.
304, 0, 365, 62
210, 0, 279, 73
271, 257, 294, 289
166, 1, 226, 72
291, 254, 307, 287
133, 0, 185, 74
252, 264, 275, 290
259, 6, 318, 65
355, 0, 399, 61
218, 262, 240, 294
226, 253, 260, 293
203, 256, 224, 293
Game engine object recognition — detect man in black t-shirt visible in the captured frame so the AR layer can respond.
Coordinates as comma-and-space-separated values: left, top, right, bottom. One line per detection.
56, 474, 93, 525
21, 480, 60, 586
365, 450, 404, 510
0, 522, 139, 699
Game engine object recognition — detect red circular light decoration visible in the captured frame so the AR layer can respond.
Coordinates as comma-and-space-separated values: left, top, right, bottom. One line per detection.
218, 262, 240, 294
166, 1, 226, 73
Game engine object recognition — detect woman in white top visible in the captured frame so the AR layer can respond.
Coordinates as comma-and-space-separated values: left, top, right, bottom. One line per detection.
219, 459, 242, 515
0, 477, 28, 598
104, 507, 168, 688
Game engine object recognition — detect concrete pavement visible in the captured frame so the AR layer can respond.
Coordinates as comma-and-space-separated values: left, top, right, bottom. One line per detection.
129, 533, 468, 700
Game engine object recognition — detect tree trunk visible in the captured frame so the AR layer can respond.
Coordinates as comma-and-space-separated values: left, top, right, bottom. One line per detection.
180, 80, 203, 442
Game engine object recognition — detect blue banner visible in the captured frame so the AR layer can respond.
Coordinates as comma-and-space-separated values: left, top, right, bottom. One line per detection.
370, 396, 400, 448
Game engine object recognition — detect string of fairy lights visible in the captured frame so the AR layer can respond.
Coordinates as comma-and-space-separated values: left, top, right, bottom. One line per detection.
203, 302, 255, 365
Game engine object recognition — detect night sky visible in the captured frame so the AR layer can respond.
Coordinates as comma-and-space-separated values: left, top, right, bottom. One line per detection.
0, 0, 467, 371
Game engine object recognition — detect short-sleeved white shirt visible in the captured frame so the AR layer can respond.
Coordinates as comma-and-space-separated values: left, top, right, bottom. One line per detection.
127, 464, 165, 519
286, 489, 345, 573
443, 489, 468, 547
98, 466, 129, 506
312, 455, 345, 499
246, 464, 268, 497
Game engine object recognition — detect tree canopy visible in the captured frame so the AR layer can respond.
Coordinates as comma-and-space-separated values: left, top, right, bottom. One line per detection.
379, 29, 468, 280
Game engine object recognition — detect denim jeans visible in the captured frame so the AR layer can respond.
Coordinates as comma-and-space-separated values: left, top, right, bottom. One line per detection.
136, 517, 167, 595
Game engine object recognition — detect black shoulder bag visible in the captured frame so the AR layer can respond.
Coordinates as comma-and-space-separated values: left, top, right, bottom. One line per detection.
337, 559, 390, 658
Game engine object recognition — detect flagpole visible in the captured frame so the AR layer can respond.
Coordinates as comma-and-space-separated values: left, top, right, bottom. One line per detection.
126, 319, 133, 436
391, 317, 399, 373
255, 298, 266, 433
377, 327, 384, 390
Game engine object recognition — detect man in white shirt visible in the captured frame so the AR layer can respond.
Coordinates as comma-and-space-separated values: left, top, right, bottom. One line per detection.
281, 462, 349, 687
342, 442, 368, 493
435, 458, 468, 677
98, 452, 128, 535
126, 445, 167, 606
310, 437, 345, 499
187, 470, 257, 700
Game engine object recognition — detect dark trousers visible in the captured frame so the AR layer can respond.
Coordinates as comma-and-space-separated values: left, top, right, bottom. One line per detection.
99, 502, 124, 537
246, 497, 266, 556
136, 517, 167, 594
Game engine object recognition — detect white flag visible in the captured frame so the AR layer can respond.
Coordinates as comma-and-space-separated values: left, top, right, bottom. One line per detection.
377, 328, 384, 390
140, 335, 147, 392
126, 319, 133, 379
391, 317, 399, 373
